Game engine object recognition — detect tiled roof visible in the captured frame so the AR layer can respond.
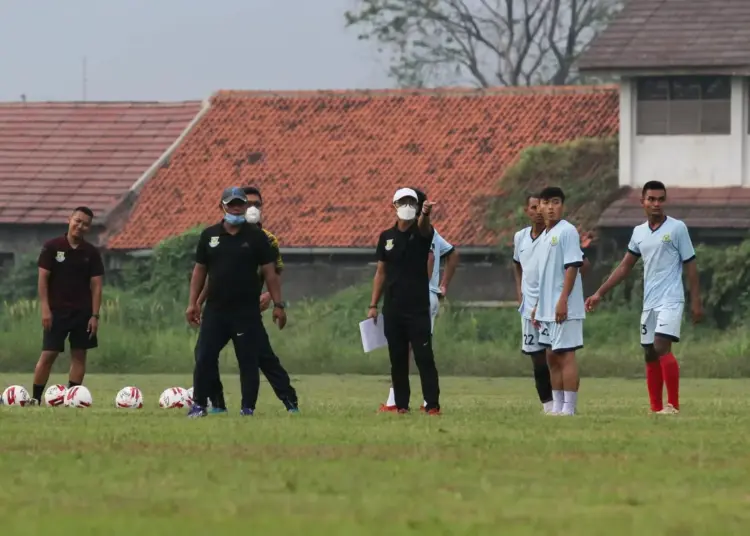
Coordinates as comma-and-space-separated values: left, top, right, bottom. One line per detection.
598, 187, 750, 229
0, 101, 202, 224
107, 86, 619, 250
579, 0, 750, 72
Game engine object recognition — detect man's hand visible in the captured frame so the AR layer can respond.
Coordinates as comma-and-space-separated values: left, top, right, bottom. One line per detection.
41, 305, 52, 331
272, 305, 287, 330
185, 303, 201, 328
555, 298, 568, 323
422, 200, 436, 214
530, 306, 540, 329
438, 284, 447, 301
691, 299, 704, 324
585, 292, 602, 313
367, 306, 379, 323
87, 316, 99, 338
259, 292, 271, 312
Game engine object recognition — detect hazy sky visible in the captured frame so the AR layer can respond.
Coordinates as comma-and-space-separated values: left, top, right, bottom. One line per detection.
0, 0, 392, 102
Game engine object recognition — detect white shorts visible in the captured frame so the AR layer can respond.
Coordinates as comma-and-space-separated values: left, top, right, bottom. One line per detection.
520, 317, 544, 354
538, 320, 583, 353
640, 303, 683, 346
429, 292, 439, 334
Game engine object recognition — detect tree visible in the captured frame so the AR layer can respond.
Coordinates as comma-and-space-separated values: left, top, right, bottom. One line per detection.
345, 0, 621, 87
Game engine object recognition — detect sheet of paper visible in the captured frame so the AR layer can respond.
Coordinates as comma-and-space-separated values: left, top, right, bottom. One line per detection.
359, 315, 388, 353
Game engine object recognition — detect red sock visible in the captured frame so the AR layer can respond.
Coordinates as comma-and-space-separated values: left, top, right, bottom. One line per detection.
660, 353, 680, 410
645, 360, 664, 411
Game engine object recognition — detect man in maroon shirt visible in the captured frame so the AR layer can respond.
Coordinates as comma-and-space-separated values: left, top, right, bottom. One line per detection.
31, 206, 104, 405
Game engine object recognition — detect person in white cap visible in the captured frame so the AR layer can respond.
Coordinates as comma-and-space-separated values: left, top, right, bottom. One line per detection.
379, 187, 458, 412
367, 187, 441, 414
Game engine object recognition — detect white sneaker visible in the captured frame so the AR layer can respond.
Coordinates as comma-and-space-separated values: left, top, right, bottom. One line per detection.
655, 404, 679, 415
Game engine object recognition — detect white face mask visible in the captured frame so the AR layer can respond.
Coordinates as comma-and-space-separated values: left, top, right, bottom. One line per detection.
245, 206, 262, 224
396, 205, 417, 221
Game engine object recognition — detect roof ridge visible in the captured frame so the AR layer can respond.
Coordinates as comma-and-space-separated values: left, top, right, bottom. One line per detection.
212, 85, 619, 100
0, 100, 202, 107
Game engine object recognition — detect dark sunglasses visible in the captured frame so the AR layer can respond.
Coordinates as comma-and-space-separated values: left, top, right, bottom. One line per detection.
246, 201, 262, 208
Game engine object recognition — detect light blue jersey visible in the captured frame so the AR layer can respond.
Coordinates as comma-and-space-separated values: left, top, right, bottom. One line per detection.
535, 220, 585, 323
429, 230, 454, 294
513, 226, 544, 319
627, 216, 696, 311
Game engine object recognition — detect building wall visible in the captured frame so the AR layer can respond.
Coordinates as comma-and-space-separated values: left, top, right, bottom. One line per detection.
620, 76, 749, 188
0, 224, 69, 262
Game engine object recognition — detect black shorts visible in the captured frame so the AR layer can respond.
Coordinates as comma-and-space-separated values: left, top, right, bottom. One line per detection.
42, 309, 97, 352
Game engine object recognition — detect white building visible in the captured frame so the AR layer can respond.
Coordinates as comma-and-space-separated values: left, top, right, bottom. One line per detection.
579, 0, 750, 244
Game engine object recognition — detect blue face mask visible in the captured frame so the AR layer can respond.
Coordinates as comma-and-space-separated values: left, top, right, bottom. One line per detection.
224, 212, 246, 226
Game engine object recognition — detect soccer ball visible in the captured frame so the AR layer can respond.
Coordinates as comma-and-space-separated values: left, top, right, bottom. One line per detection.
64, 385, 93, 408
115, 386, 143, 409
2, 385, 31, 406
185, 386, 194, 407
44, 384, 67, 406
159, 387, 189, 409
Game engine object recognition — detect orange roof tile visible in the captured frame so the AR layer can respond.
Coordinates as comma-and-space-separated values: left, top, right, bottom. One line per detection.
0, 101, 202, 224
107, 87, 619, 250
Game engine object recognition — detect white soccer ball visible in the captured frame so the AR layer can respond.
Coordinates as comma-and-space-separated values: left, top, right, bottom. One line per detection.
159, 387, 189, 409
44, 384, 67, 407
64, 385, 93, 408
115, 386, 143, 409
2, 385, 30, 406
185, 386, 194, 407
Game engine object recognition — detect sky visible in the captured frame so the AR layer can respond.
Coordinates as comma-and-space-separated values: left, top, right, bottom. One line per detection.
0, 0, 392, 102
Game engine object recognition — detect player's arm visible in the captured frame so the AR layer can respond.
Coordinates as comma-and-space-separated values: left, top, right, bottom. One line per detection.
427, 250, 435, 279
677, 223, 703, 322
89, 249, 104, 318
189, 232, 210, 308
37, 245, 54, 329
197, 276, 209, 307
594, 252, 638, 299
580, 255, 591, 278
417, 202, 434, 238
370, 233, 387, 309
441, 249, 458, 289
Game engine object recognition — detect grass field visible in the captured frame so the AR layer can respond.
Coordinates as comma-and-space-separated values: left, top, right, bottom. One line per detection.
1, 374, 749, 535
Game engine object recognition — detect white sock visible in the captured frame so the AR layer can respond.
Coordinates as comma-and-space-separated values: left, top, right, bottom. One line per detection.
385, 387, 395, 407
423, 400, 427, 407
543, 400, 555, 413
552, 390, 564, 413
562, 391, 577, 415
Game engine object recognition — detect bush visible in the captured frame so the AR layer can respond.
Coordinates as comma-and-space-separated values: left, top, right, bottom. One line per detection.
3, 284, 750, 378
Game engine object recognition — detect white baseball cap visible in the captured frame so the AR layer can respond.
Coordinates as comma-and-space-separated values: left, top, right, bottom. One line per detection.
393, 187, 418, 203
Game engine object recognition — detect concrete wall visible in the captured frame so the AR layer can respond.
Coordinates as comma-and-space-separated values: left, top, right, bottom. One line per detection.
0, 224, 69, 260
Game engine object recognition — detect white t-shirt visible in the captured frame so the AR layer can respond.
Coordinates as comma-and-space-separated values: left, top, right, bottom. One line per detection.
535, 220, 585, 323
513, 226, 544, 320
627, 216, 696, 311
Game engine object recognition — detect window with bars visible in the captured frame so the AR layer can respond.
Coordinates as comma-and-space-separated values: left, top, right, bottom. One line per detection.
636, 76, 731, 135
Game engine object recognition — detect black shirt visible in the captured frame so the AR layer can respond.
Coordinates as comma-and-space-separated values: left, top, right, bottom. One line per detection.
38, 235, 104, 312
195, 222, 276, 309
376, 222, 434, 316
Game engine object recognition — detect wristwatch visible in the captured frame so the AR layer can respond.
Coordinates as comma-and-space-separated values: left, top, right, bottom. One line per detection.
273, 301, 286, 309
91, 313, 100, 319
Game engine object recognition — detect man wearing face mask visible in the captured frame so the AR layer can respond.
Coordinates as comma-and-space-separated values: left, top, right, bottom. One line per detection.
194, 186, 299, 414
185, 186, 287, 418
368, 188, 441, 414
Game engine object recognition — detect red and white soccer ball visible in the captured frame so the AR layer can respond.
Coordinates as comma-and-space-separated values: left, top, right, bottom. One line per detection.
44, 384, 67, 407
185, 387, 194, 407
64, 385, 93, 408
115, 386, 143, 409
2, 385, 31, 406
159, 387, 189, 409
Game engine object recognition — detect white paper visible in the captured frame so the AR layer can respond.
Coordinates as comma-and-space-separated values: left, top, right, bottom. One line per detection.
359, 315, 388, 353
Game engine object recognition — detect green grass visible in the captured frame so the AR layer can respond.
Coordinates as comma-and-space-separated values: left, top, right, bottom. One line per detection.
1, 374, 750, 534
4, 287, 750, 376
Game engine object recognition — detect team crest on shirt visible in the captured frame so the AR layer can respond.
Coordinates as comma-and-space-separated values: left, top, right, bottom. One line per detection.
55, 251, 65, 263
385, 239, 394, 251
209, 237, 220, 248
662, 234, 671, 243
550, 236, 558, 246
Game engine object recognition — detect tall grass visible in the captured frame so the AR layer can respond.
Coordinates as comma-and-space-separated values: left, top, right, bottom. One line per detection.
2, 286, 750, 377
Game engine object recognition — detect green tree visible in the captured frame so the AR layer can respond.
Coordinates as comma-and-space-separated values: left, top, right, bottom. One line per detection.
345, 0, 622, 88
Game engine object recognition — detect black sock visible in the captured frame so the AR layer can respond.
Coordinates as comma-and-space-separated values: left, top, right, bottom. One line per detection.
32, 384, 45, 402
210, 392, 226, 410
532, 359, 553, 403
68, 381, 81, 389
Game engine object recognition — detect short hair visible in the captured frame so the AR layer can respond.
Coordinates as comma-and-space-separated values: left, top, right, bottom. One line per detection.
242, 185, 263, 203
538, 186, 565, 203
642, 181, 667, 197
72, 206, 94, 219
525, 193, 539, 205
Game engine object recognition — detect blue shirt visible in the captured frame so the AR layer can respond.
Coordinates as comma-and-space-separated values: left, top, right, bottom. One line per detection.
535, 220, 585, 323
627, 216, 696, 311
513, 226, 544, 319
429, 230, 454, 294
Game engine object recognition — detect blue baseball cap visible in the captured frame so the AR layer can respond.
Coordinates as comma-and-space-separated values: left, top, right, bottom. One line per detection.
221, 186, 248, 205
